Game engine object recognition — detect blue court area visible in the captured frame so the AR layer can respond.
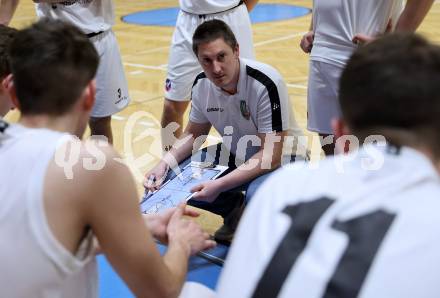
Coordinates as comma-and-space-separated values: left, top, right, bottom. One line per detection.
98, 243, 229, 297
122, 4, 311, 26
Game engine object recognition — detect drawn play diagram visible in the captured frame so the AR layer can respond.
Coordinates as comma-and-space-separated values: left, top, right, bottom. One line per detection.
140, 164, 227, 214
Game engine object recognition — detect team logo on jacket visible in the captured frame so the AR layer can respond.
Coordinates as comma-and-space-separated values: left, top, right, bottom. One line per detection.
240, 100, 250, 120
165, 78, 172, 92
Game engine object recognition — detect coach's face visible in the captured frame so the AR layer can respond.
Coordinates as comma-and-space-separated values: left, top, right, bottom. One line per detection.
197, 38, 240, 94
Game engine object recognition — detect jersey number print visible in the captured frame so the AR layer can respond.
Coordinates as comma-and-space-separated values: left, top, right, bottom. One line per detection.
252, 197, 395, 298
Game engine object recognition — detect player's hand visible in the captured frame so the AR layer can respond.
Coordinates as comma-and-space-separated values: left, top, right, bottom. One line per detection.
353, 19, 392, 46
167, 203, 216, 256
145, 206, 201, 244
190, 180, 223, 203
352, 33, 375, 45
300, 31, 314, 53
143, 162, 169, 192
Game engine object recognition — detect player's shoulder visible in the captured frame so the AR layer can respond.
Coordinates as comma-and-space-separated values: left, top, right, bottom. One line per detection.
48, 137, 127, 188
254, 158, 340, 208
44, 137, 137, 223
276, 157, 341, 182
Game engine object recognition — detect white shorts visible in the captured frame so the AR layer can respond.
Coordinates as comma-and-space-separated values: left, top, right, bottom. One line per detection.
90, 30, 130, 118
165, 3, 254, 101
307, 60, 343, 134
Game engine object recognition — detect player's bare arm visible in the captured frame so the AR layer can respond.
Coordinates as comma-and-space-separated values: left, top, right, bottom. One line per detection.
395, 0, 434, 31
45, 142, 214, 298
0, 0, 71, 26
353, 0, 434, 44
244, 0, 259, 12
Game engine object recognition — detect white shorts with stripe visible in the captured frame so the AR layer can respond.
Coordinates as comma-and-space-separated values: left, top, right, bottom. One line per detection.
90, 30, 130, 117
164, 3, 254, 101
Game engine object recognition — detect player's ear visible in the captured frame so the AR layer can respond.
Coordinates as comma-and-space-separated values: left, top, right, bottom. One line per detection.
234, 44, 240, 57
3, 74, 20, 110
82, 79, 96, 112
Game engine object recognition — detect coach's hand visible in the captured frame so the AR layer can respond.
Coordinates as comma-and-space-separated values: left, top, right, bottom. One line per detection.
190, 180, 223, 203
143, 162, 169, 192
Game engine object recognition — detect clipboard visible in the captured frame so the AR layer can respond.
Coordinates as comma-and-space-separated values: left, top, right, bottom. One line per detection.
140, 162, 228, 214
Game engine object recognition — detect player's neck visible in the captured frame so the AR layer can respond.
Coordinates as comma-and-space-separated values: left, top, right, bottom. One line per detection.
19, 113, 80, 136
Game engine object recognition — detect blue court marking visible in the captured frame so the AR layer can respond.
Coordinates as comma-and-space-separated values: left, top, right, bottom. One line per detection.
98, 255, 132, 298
122, 4, 311, 27
98, 244, 229, 297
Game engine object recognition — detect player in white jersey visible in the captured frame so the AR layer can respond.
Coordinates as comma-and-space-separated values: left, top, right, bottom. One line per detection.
161, 0, 258, 152
1, 0, 130, 143
300, 0, 434, 155
0, 24, 16, 117
217, 33, 440, 297
0, 19, 214, 298
145, 20, 307, 242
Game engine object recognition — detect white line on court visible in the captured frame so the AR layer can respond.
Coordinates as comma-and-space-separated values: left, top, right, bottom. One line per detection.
124, 32, 307, 59
287, 76, 309, 81
286, 83, 307, 90
254, 31, 308, 47
139, 121, 157, 127
112, 115, 125, 121
124, 62, 167, 71
122, 46, 170, 59
112, 116, 159, 128
129, 70, 144, 75
122, 32, 309, 70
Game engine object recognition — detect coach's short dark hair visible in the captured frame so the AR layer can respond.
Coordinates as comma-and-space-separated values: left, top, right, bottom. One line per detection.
8, 19, 99, 116
340, 33, 440, 136
192, 19, 238, 56
0, 25, 17, 79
